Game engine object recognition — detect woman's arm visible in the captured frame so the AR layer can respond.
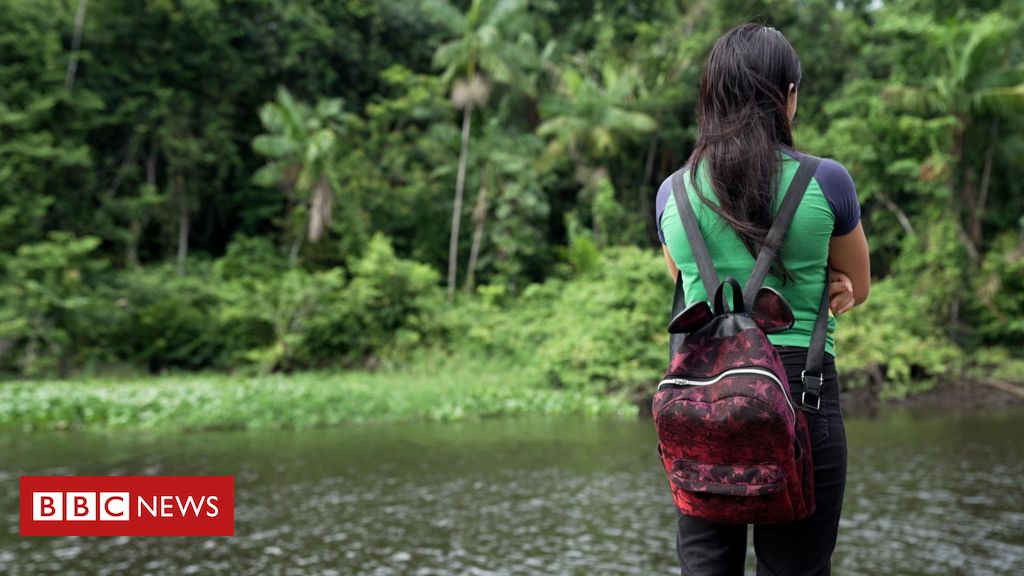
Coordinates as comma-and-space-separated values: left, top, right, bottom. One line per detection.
828, 221, 870, 306
663, 244, 679, 281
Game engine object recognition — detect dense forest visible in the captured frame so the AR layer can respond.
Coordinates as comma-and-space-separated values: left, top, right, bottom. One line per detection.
1, 0, 1022, 400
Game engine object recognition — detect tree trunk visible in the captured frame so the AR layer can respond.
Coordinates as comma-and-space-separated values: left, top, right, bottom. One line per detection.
642, 135, 657, 243
64, 0, 88, 93
127, 219, 141, 267
279, 173, 301, 266
971, 118, 999, 249
876, 192, 914, 237
464, 165, 489, 293
949, 282, 962, 344
175, 172, 189, 276
128, 146, 157, 267
955, 222, 980, 263
643, 135, 657, 186
953, 121, 975, 235
107, 135, 139, 198
591, 166, 604, 247
948, 119, 970, 344
308, 178, 333, 243
289, 234, 303, 266
447, 103, 473, 303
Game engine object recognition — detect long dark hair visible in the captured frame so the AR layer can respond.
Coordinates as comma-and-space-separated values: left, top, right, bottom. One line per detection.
688, 24, 802, 283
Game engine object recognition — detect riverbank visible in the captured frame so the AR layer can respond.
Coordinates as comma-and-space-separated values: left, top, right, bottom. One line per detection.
0, 356, 634, 432
5, 353, 1022, 432
874, 379, 1024, 410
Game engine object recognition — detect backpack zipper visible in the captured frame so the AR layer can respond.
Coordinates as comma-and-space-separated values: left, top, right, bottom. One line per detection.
657, 367, 796, 422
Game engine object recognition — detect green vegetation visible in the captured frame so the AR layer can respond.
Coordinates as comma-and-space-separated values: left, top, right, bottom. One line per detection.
0, 355, 633, 431
1, 0, 1023, 425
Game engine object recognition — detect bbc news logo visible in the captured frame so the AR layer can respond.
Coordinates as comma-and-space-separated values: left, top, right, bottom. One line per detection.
32, 490, 220, 521
20, 476, 234, 536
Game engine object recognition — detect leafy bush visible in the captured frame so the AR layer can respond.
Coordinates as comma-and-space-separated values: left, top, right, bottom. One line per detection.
838, 218, 967, 397
837, 277, 962, 398
94, 264, 228, 372
531, 247, 668, 393
0, 233, 105, 375
209, 233, 443, 372
216, 268, 345, 372
0, 233, 444, 376
300, 233, 443, 368
444, 246, 671, 395
971, 231, 1024, 349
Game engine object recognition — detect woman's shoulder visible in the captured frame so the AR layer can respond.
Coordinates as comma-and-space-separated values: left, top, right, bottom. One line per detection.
814, 157, 856, 195
781, 148, 854, 185
654, 164, 701, 243
654, 171, 679, 244
784, 149, 860, 236
655, 162, 699, 205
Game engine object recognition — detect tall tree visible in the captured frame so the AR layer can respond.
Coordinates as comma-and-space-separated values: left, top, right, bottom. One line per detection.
423, 0, 535, 302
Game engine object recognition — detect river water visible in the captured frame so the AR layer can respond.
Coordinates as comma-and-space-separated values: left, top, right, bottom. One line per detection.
1, 407, 1021, 575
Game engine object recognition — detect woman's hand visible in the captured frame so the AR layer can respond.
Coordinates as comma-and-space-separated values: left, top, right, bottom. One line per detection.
829, 269, 855, 315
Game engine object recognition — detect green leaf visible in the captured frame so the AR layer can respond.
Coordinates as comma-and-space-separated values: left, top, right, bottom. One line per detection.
252, 135, 299, 158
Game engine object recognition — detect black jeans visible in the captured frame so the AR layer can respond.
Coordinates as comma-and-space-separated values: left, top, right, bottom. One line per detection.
674, 346, 848, 576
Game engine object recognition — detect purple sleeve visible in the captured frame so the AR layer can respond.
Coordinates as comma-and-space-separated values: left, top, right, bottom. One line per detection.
815, 158, 861, 236
655, 175, 673, 244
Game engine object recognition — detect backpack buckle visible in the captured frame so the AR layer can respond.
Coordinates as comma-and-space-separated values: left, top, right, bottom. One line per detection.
800, 370, 823, 412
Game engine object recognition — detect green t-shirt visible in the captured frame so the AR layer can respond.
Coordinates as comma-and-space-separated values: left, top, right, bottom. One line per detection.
658, 154, 847, 357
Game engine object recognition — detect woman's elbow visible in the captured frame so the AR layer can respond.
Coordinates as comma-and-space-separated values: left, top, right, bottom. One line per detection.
854, 281, 870, 306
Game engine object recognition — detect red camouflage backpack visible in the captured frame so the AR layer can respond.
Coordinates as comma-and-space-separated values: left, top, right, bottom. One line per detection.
653, 155, 831, 524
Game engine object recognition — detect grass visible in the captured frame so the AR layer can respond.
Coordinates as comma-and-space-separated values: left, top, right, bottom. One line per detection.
0, 355, 635, 432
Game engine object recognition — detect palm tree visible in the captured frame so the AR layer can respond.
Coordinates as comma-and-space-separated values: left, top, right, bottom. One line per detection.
423, 0, 535, 302
252, 88, 357, 265
883, 14, 1024, 251
537, 62, 657, 246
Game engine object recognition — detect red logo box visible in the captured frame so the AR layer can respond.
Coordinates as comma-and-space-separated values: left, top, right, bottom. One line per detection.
20, 476, 234, 537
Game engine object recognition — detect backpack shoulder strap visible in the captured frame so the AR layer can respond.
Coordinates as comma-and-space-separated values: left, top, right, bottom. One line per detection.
668, 270, 686, 362
801, 264, 831, 411
742, 155, 821, 307
737, 154, 831, 410
671, 168, 719, 299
